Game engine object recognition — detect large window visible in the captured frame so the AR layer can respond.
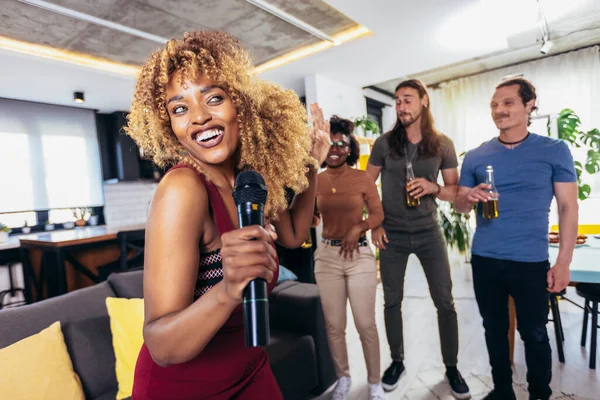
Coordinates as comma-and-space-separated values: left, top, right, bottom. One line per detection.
0, 99, 104, 213
0, 211, 37, 229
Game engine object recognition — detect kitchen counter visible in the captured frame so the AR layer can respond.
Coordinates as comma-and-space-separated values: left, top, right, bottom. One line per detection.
0, 236, 20, 251
0, 224, 145, 251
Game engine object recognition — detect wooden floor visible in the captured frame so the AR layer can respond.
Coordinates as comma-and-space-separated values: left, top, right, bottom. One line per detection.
314, 253, 600, 400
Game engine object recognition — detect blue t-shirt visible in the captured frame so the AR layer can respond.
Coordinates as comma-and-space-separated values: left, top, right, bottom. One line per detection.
458, 133, 576, 262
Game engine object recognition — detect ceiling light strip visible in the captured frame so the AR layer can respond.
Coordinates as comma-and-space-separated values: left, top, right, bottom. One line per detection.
16, 0, 168, 44
0, 35, 141, 76
246, 0, 337, 44
0, 23, 369, 78
252, 25, 371, 74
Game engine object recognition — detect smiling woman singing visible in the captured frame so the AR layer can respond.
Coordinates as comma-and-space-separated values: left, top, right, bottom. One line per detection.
124, 31, 329, 399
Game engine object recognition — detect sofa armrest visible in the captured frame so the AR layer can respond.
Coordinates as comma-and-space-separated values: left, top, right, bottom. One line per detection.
269, 281, 336, 395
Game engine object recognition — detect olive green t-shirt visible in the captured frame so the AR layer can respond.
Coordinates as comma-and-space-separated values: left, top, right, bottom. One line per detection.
368, 132, 458, 232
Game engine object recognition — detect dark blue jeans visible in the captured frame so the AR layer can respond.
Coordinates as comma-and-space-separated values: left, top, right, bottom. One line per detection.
471, 254, 552, 400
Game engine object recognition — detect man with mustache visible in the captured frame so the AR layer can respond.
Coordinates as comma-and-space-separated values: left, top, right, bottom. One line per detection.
367, 79, 470, 399
455, 77, 578, 400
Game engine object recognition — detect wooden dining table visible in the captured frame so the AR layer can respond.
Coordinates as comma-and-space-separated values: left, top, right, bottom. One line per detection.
16, 224, 145, 301
508, 235, 600, 361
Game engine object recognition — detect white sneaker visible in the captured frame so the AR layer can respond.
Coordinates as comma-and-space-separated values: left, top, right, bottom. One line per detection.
331, 376, 352, 400
369, 382, 385, 400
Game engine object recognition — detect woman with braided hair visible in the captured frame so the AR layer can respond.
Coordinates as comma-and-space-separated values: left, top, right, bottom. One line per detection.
124, 30, 330, 399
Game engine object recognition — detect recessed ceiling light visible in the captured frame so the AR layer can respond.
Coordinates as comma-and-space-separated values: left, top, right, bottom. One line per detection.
73, 91, 84, 103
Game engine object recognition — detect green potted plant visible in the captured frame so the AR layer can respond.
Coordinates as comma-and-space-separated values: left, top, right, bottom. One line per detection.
439, 202, 473, 262
0, 222, 12, 242
548, 108, 600, 200
438, 151, 473, 261
353, 116, 381, 138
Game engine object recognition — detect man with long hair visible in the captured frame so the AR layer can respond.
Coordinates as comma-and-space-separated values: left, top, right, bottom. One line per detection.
455, 77, 578, 400
367, 79, 470, 399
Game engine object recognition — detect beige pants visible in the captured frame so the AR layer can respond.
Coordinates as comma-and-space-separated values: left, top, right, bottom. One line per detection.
314, 244, 380, 384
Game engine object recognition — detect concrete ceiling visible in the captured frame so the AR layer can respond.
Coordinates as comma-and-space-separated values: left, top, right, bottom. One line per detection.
0, 0, 599, 113
1, 0, 357, 65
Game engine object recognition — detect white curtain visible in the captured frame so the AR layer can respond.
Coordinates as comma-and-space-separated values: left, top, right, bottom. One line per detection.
429, 46, 600, 224
430, 46, 600, 154
0, 99, 104, 213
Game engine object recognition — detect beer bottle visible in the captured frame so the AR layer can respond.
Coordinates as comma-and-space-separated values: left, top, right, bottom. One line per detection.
406, 162, 420, 208
482, 165, 499, 219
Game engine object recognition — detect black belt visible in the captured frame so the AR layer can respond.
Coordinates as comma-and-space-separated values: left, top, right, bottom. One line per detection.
321, 236, 368, 247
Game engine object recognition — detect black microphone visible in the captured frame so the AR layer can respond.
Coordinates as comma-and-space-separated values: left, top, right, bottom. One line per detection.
232, 170, 270, 348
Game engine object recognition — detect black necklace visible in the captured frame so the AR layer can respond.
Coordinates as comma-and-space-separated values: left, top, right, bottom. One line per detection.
498, 132, 530, 146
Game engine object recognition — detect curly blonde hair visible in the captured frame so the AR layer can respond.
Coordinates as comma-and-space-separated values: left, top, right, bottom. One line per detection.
124, 31, 314, 220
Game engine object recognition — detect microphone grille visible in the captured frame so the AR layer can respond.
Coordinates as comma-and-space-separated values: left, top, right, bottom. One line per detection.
233, 170, 268, 206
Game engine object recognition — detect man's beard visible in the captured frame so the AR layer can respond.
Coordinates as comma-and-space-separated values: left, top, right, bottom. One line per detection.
398, 110, 422, 128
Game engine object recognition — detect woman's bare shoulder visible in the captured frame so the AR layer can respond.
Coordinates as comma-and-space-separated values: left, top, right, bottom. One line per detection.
147, 168, 210, 231
154, 168, 207, 203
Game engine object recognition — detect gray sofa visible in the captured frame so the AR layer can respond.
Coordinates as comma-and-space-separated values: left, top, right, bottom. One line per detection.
0, 270, 336, 400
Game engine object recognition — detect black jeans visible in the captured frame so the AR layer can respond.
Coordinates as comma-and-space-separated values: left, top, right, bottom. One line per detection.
471, 255, 552, 399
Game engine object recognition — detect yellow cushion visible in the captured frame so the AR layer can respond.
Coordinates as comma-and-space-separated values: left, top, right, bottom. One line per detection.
105, 297, 145, 400
0, 321, 85, 400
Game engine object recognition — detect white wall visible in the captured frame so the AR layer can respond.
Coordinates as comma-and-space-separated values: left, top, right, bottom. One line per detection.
305, 74, 400, 135
304, 74, 367, 120
0, 50, 135, 114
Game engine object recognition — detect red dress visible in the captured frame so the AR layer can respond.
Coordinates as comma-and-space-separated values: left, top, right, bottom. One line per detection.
132, 165, 282, 400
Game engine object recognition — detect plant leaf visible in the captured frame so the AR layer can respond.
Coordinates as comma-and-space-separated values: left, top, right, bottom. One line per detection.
439, 203, 471, 254
585, 149, 600, 174
559, 108, 576, 118
581, 128, 600, 150
556, 108, 580, 144
574, 161, 583, 181
579, 184, 591, 201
